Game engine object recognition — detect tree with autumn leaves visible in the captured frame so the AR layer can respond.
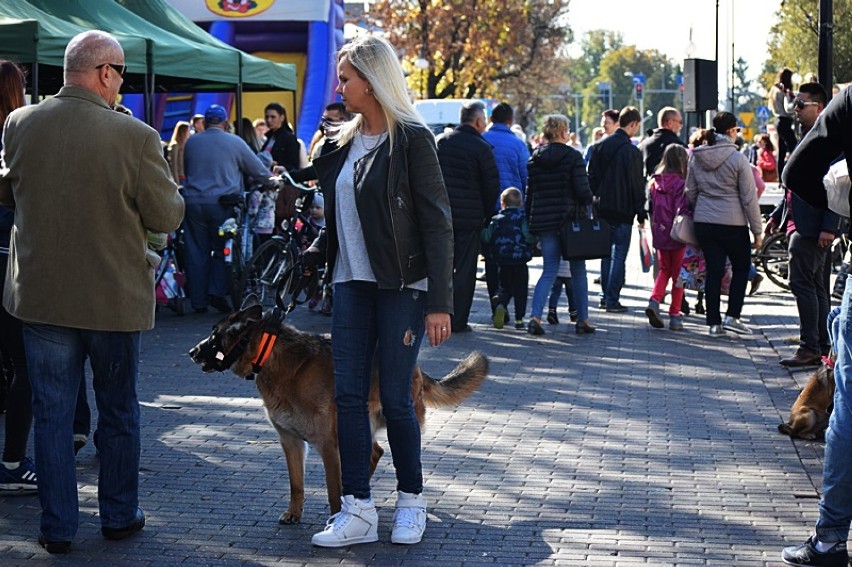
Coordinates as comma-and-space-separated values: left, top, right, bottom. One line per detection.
366, 0, 571, 101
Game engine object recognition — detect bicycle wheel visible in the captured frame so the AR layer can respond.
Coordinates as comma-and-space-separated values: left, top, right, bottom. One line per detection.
760, 232, 790, 290
239, 237, 294, 308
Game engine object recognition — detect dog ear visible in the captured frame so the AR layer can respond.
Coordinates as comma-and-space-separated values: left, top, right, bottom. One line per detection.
237, 301, 263, 324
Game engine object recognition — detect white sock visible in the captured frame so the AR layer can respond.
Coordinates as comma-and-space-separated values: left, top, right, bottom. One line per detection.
2, 461, 20, 470
815, 539, 838, 553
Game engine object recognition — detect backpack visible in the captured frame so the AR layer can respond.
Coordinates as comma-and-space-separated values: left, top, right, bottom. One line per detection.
487, 208, 533, 265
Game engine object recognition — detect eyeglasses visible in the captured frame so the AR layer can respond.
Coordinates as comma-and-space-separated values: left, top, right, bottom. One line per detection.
793, 99, 819, 110
96, 63, 125, 77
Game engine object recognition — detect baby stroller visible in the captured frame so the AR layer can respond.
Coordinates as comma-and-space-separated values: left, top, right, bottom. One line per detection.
154, 231, 190, 315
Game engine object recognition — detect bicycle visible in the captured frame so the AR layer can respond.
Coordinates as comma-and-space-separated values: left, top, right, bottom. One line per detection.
755, 230, 850, 292
238, 172, 321, 310
153, 229, 190, 315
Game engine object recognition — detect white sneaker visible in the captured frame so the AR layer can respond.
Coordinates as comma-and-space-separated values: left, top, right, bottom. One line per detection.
708, 325, 726, 338
391, 491, 426, 545
311, 495, 378, 548
723, 316, 752, 335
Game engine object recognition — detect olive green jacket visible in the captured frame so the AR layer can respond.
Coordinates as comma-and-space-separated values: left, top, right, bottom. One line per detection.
0, 86, 184, 331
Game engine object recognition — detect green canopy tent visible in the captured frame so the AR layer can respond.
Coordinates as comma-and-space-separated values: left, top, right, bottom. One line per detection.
116, 0, 296, 92
0, 4, 149, 98
115, 0, 297, 131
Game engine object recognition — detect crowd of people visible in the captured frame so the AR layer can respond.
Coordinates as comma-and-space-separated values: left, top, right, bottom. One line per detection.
2, 28, 852, 565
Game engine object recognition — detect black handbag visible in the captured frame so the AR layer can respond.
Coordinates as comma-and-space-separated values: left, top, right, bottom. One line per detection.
560, 206, 611, 260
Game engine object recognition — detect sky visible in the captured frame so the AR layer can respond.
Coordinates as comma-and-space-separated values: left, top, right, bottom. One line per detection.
566, 0, 783, 89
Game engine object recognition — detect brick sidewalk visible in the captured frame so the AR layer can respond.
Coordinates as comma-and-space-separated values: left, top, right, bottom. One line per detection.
0, 245, 831, 565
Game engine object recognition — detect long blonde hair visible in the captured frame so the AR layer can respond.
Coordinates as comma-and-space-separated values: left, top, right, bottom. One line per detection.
168, 121, 190, 149
334, 35, 425, 152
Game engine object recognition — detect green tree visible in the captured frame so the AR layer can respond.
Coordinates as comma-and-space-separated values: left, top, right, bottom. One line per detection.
764, 0, 852, 86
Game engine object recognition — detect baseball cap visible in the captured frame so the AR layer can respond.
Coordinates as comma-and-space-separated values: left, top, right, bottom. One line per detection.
204, 104, 228, 125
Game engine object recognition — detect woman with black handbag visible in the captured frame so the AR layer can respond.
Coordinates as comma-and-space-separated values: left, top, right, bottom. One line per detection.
526, 114, 595, 335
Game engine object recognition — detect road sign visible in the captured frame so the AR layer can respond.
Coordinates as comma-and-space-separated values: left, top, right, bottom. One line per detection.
756, 105, 771, 121
739, 112, 754, 127
631, 73, 646, 86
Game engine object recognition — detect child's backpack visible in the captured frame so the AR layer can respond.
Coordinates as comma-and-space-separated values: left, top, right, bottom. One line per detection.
487, 208, 533, 265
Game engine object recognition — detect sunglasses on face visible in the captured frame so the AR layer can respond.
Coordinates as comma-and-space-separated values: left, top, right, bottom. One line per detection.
793, 99, 819, 110
96, 63, 125, 77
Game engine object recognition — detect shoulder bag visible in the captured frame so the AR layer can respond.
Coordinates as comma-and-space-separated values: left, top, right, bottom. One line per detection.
670, 209, 699, 248
560, 205, 611, 260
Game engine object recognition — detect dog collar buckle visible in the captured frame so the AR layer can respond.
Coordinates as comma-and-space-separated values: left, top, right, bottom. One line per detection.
822, 355, 835, 369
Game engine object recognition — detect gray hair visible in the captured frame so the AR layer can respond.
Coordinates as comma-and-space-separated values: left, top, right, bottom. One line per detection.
334, 35, 424, 151
657, 106, 679, 128
460, 101, 485, 125
64, 30, 122, 79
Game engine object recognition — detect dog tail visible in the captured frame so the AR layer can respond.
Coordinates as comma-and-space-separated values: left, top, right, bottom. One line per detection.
422, 352, 488, 408
778, 423, 794, 436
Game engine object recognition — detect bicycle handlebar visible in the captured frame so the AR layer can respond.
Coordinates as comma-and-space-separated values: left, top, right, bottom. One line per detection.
275, 171, 316, 194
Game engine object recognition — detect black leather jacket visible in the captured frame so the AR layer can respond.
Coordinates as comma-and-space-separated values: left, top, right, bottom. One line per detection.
308, 123, 454, 314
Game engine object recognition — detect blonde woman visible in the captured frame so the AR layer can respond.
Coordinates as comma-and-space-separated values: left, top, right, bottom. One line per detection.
298, 35, 453, 548
167, 121, 190, 185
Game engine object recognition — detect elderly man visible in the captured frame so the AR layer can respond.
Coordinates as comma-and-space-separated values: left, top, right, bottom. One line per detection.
0, 30, 184, 554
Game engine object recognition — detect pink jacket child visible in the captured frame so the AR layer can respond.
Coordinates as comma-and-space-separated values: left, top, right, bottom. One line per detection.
649, 173, 690, 251
646, 171, 691, 330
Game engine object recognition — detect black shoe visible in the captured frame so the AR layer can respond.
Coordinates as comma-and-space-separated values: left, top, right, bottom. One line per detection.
452, 324, 472, 333
193, 307, 209, 314
681, 297, 691, 316
569, 310, 578, 322
593, 276, 601, 284
575, 322, 596, 335
695, 302, 705, 315
209, 295, 232, 314
605, 303, 628, 313
598, 299, 606, 309
546, 309, 559, 325
39, 534, 71, 555
102, 508, 146, 541
781, 535, 848, 566
749, 273, 764, 296
527, 319, 545, 336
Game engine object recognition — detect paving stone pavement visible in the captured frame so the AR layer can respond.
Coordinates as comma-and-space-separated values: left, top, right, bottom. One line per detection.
0, 245, 837, 566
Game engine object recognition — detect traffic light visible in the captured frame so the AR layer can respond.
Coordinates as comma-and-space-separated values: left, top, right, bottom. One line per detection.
635, 82, 644, 101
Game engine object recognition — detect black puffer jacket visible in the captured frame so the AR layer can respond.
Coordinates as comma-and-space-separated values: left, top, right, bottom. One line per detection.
525, 142, 593, 234
436, 124, 500, 232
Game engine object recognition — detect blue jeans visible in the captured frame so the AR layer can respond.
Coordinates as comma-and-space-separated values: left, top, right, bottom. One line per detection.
23, 324, 141, 541
183, 202, 231, 310
600, 223, 632, 307
332, 281, 426, 499
817, 280, 852, 543
531, 232, 589, 322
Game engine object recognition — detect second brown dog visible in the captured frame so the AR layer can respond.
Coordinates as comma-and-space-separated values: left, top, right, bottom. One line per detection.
778, 358, 835, 440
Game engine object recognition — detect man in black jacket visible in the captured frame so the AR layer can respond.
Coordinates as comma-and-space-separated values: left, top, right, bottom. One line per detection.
639, 106, 685, 178
779, 85, 852, 567
587, 106, 647, 312
436, 101, 500, 332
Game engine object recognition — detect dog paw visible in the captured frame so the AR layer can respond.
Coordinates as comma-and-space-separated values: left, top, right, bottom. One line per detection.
278, 511, 301, 525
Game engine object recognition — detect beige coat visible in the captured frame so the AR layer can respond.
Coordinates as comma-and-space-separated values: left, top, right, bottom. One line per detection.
0, 86, 185, 331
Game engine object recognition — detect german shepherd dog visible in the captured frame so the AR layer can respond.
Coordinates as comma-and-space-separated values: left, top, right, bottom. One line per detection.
778, 356, 836, 440
188, 296, 488, 525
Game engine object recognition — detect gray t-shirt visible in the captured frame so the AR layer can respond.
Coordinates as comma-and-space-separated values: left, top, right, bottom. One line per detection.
332, 131, 426, 291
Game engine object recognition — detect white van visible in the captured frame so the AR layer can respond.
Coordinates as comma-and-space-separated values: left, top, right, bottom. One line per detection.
414, 99, 488, 135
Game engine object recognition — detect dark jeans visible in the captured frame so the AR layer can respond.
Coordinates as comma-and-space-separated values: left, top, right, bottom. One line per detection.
451, 230, 481, 330
484, 256, 500, 312
694, 222, 752, 326
788, 231, 832, 354
331, 281, 425, 499
183, 202, 232, 310
600, 222, 632, 307
0, 255, 32, 463
23, 323, 142, 541
492, 263, 529, 321
549, 277, 576, 312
